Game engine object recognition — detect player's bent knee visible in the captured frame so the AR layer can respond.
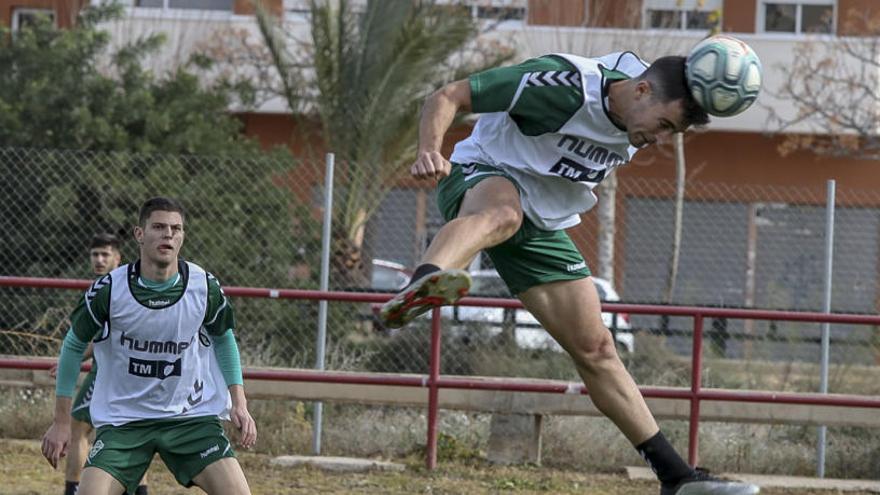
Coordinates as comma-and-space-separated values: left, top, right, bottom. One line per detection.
483, 206, 522, 238
568, 332, 619, 369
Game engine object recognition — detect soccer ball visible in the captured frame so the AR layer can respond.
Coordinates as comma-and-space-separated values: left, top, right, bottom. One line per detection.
685, 35, 762, 117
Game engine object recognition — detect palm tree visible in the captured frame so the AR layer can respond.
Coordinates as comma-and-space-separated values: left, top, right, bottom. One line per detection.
257, 0, 513, 285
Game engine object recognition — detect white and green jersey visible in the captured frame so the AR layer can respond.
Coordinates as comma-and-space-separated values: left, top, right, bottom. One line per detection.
70, 260, 234, 427
451, 52, 648, 231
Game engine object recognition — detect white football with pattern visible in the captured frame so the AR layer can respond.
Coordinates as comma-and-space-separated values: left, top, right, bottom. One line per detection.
685, 34, 762, 117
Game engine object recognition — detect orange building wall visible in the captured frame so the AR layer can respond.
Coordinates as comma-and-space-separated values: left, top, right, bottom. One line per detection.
837, 0, 880, 36
241, 113, 875, 200
528, 0, 587, 27
587, 0, 641, 28
234, 0, 281, 16
721, 0, 756, 33
621, 131, 878, 199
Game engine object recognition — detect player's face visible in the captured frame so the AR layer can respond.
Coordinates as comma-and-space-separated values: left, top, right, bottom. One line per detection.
134, 210, 185, 267
625, 84, 687, 148
90, 246, 121, 276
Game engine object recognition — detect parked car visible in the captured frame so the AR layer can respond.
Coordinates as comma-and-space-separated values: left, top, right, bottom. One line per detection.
370, 259, 411, 292
439, 269, 634, 354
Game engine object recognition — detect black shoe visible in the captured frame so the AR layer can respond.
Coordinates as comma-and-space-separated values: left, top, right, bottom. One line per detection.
660, 468, 760, 495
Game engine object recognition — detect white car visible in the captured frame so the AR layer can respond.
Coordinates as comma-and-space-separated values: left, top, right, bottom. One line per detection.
439, 270, 634, 354
370, 259, 411, 292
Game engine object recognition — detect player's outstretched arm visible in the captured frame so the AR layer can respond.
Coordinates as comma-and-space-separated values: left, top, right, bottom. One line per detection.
411, 79, 472, 181
229, 384, 257, 449
213, 328, 257, 448
42, 330, 88, 468
42, 396, 73, 469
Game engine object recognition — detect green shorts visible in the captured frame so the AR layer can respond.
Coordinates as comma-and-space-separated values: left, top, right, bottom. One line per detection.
436, 162, 590, 295
71, 364, 96, 424
87, 416, 235, 494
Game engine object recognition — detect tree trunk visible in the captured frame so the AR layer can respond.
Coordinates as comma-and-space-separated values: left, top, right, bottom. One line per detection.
331, 208, 368, 289
665, 133, 686, 304
596, 173, 618, 285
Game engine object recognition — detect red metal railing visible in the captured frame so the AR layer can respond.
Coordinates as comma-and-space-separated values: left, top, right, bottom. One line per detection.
2, 275, 880, 469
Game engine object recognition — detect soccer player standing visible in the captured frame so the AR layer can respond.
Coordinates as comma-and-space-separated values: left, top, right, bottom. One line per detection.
42, 197, 256, 495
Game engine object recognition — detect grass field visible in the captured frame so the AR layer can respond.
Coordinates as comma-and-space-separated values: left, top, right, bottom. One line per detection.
3, 439, 877, 495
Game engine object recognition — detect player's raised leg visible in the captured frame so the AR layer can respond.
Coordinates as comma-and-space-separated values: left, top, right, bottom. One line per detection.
519, 278, 758, 495
381, 174, 522, 328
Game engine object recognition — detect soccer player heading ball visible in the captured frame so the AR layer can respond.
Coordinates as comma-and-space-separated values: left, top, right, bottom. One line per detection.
381, 37, 762, 495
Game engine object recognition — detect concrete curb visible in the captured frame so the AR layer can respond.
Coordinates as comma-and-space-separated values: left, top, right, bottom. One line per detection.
625, 466, 880, 493
270, 455, 407, 473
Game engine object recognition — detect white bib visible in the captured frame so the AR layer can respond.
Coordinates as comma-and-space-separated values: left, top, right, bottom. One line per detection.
90, 262, 231, 427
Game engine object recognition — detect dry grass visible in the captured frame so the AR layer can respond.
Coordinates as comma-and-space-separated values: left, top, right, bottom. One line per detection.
3, 386, 879, 482
3, 439, 874, 495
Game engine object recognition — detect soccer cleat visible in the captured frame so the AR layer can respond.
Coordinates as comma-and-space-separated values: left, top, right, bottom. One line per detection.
661, 469, 760, 495
379, 269, 472, 329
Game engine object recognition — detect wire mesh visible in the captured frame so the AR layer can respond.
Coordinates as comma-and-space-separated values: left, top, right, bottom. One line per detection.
1, 147, 878, 397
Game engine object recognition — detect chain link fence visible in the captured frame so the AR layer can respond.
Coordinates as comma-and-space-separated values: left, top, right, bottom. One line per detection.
1, 147, 878, 398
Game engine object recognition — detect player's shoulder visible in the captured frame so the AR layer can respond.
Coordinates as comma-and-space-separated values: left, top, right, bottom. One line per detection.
592, 51, 649, 76
198, 265, 226, 292
85, 265, 127, 299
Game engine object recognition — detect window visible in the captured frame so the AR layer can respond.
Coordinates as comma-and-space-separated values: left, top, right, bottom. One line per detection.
11, 8, 55, 30
434, 0, 526, 23
643, 0, 721, 31
761, 1, 833, 33
134, 0, 233, 11
475, 5, 526, 21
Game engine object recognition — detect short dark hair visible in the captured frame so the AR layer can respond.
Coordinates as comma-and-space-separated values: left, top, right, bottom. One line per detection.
639, 56, 710, 127
138, 197, 186, 226
90, 233, 120, 251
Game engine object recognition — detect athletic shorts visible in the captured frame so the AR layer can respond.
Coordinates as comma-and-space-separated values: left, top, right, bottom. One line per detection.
71, 364, 96, 424
436, 162, 591, 295
86, 416, 235, 494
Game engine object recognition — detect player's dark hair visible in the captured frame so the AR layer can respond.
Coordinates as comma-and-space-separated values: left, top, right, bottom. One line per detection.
639, 56, 710, 127
138, 197, 186, 226
90, 233, 121, 251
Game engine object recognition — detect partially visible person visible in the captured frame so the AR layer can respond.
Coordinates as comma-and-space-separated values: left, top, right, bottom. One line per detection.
42, 197, 256, 495
48, 233, 146, 495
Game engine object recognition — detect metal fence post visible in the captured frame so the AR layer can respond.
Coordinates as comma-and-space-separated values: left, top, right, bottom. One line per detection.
427, 307, 442, 470
817, 179, 836, 477
688, 313, 704, 467
313, 152, 335, 455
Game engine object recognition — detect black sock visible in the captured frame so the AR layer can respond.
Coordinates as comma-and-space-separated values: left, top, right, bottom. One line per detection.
135, 485, 149, 495
407, 264, 441, 288
64, 481, 79, 495
635, 431, 694, 486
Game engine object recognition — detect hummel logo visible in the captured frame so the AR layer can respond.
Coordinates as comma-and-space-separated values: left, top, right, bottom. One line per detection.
200, 444, 220, 458
147, 299, 171, 307
86, 275, 110, 301
566, 262, 586, 272
88, 439, 105, 460
525, 70, 581, 88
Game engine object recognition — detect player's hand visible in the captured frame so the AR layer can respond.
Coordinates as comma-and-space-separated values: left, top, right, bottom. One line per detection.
411, 150, 451, 180
41, 421, 71, 469
230, 403, 257, 449
48, 362, 58, 379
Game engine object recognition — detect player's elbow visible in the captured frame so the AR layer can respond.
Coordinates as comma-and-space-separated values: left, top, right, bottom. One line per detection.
431, 79, 472, 113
